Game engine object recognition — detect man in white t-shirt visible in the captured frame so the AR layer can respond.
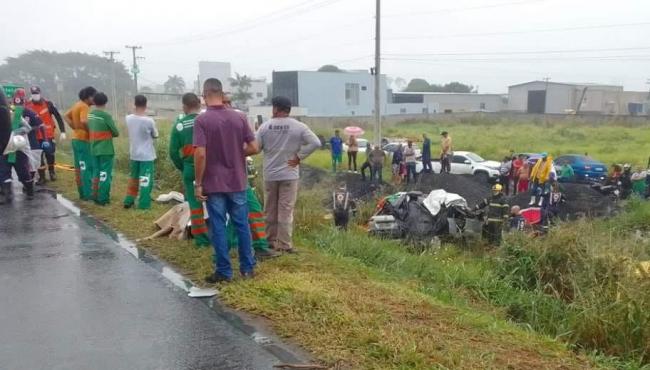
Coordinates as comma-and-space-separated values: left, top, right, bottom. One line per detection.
123, 95, 158, 209
256, 96, 320, 253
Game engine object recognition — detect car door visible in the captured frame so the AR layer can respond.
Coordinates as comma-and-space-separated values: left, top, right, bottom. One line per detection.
451, 155, 472, 174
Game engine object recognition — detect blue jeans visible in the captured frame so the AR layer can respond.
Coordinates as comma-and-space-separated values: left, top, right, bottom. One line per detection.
205, 191, 255, 278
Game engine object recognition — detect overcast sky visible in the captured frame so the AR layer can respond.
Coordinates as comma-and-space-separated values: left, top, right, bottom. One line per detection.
1, 0, 649, 92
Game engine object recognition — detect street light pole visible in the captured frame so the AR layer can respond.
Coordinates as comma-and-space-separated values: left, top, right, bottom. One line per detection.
374, 0, 381, 146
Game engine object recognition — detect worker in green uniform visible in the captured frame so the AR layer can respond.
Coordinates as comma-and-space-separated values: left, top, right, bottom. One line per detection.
226, 157, 278, 259
87, 92, 119, 205
169, 93, 210, 247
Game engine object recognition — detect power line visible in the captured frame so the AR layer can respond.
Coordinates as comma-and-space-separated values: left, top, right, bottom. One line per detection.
384, 46, 650, 57
145, 0, 345, 47
383, 55, 650, 63
384, 21, 650, 41
384, 0, 547, 18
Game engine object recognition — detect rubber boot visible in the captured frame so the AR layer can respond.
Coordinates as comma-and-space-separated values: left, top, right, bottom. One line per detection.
36, 169, 47, 186
538, 195, 544, 207
49, 168, 57, 182
1, 182, 13, 204
529, 196, 535, 206
24, 182, 34, 200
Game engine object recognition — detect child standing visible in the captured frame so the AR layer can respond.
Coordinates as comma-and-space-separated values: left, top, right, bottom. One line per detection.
87, 92, 119, 205
123, 95, 158, 209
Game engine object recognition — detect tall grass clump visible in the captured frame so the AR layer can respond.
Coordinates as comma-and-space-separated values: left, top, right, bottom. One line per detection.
498, 202, 650, 364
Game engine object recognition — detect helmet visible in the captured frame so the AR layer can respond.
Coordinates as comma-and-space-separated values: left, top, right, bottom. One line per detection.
11, 134, 27, 151
541, 152, 548, 158
30, 86, 41, 95
492, 183, 503, 193
623, 163, 631, 170
13, 88, 26, 105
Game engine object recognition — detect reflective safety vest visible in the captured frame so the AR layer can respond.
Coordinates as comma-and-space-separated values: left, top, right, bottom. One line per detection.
25, 100, 55, 140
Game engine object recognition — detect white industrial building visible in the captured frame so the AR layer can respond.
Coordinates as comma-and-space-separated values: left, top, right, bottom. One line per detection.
508, 80, 649, 115
390, 92, 506, 114
273, 70, 388, 117
198, 61, 232, 93
248, 78, 268, 106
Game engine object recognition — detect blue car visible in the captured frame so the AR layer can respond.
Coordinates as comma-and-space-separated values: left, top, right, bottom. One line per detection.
554, 154, 608, 182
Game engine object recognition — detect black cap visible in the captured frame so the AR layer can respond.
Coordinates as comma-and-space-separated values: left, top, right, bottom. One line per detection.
271, 96, 292, 111
441, 131, 448, 136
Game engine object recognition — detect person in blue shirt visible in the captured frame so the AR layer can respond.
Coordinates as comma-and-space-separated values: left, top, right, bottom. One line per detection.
329, 129, 343, 173
421, 133, 432, 173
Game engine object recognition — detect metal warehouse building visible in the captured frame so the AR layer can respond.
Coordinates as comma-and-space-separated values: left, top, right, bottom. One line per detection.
508, 80, 649, 115
391, 92, 507, 113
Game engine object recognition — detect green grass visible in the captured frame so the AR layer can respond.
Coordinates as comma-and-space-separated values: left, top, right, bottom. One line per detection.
308, 115, 650, 171
48, 115, 650, 369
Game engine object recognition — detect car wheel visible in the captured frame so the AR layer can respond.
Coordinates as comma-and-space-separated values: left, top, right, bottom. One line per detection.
474, 171, 489, 183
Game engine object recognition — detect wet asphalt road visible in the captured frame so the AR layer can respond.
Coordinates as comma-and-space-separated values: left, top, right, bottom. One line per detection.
0, 190, 279, 370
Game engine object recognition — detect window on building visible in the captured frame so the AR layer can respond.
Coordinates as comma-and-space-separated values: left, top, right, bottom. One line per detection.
361, 86, 367, 91
480, 102, 486, 110
256, 92, 263, 98
422, 108, 429, 114
400, 108, 407, 114
345, 83, 360, 106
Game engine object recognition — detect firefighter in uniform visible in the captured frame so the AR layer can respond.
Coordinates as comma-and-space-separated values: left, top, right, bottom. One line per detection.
476, 183, 509, 245
25, 86, 66, 184
169, 93, 210, 247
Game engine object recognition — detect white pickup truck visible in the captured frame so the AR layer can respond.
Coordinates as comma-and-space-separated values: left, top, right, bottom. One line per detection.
417, 151, 501, 182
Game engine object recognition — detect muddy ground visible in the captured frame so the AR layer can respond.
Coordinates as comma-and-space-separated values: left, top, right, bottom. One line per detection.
301, 166, 617, 219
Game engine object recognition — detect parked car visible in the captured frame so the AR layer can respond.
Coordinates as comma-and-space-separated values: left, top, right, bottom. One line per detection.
411, 151, 499, 181
382, 142, 421, 157
343, 138, 370, 153
446, 151, 501, 182
554, 154, 608, 182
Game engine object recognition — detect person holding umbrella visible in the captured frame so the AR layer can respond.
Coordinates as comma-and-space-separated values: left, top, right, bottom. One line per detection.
343, 126, 364, 173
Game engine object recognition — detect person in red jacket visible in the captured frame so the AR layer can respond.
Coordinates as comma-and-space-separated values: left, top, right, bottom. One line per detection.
25, 86, 66, 184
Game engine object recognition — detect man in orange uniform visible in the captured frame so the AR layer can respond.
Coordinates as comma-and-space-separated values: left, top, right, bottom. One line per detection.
64, 86, 96, 200
25, 86, 66, 184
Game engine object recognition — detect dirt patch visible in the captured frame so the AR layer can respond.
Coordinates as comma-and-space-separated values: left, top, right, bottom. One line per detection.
300, 165, 328, 189
415, 173, 492, 208
509, 183, 617, 219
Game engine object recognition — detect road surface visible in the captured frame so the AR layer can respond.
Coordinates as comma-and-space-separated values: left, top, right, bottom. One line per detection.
0, 189, 282, 370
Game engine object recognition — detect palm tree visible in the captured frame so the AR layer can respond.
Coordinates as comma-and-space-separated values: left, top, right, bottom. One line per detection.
229, 73, 253, 107
164, 75, 185, 94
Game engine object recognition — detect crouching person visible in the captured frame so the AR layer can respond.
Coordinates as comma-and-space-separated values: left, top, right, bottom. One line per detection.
475, 183, 509, 245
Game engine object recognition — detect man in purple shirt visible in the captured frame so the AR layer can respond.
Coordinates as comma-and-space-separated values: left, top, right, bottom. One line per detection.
194, 78, 259, 283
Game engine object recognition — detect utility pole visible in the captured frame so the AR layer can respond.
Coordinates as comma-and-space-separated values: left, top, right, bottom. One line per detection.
125, 45, 142, 93
103, 50, 120, 118
374, 0, 381, 146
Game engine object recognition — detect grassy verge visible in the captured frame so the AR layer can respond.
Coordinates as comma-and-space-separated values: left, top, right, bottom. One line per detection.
49, 153, 603, 369
47, 114, 650, 369
309, 117, 650, 170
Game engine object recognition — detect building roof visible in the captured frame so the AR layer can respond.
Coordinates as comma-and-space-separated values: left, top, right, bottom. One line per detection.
508, 80, 622, 89
393, 92, 506, 96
